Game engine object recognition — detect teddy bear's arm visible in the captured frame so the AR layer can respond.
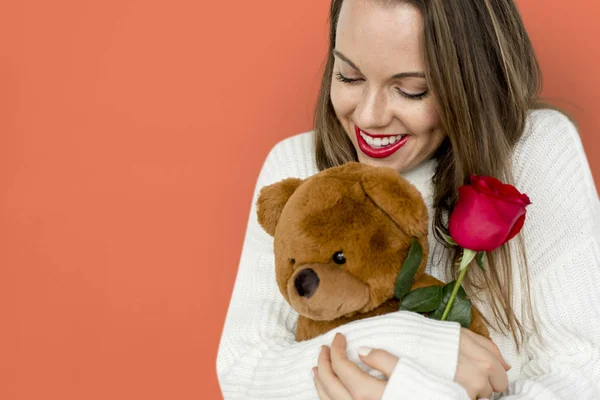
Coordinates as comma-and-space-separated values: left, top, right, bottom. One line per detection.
295, 299, 401, 341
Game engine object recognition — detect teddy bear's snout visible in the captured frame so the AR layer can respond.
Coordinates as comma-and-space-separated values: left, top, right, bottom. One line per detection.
294, 268, 320, 298
287, 265, 370, 321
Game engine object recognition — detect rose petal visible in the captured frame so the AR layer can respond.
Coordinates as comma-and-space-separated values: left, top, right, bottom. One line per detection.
505, 212, 526, 242
473, 176, 503, 193
472, 176, 531, 204
486, 195, 526, 225
496, 183, 531, 206
471, 176, 495, 195
471, 185, 531, 206
488, 198, 528, 244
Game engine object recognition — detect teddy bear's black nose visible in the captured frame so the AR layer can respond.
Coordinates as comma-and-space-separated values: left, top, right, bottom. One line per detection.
294, 268, 320, 298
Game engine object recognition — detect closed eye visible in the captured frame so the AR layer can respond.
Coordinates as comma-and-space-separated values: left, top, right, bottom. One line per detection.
334, 72, 429, 100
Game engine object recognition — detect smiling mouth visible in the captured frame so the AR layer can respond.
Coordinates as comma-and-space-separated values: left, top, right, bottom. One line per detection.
354, 125, 409, 158
358, 130, 407, 148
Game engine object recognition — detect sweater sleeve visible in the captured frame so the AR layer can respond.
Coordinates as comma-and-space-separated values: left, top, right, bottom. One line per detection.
382, 358, 470, 399
215, 136, 464, 399
500, 110, 600, 398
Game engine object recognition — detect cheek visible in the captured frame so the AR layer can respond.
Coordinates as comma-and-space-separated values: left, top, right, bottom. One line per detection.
405, 104, 441, 137
330, 82, 353, 117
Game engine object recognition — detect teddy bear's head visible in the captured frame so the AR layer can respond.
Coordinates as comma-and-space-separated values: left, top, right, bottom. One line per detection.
256, 162, 429, 321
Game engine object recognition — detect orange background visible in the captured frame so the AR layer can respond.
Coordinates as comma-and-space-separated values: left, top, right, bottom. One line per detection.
0, 1, 598, 399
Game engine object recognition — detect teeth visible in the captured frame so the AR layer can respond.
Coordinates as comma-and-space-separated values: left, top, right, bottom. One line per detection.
359, 131, 404, 148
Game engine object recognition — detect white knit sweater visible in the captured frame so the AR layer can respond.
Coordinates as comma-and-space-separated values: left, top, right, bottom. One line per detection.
216, 109, 600, 399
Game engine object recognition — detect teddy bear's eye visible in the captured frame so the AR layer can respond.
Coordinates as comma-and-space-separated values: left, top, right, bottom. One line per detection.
290, 258, 296, 265
332, 251, 346, 265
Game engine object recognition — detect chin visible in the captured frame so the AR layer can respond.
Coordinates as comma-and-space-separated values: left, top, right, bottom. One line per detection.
355, 149, 411, 172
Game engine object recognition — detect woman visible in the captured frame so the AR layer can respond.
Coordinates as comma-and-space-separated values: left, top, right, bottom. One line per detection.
216, 0, 600, 399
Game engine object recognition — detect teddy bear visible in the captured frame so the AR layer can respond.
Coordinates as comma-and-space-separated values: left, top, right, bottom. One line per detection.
256, 161, 489, 341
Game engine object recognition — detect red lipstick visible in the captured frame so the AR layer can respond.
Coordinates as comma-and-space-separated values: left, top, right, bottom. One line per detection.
355, 125, 409, 159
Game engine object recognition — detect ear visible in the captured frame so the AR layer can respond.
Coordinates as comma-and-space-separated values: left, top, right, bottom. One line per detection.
256, 177, 304, 236
360, 167, 429, 238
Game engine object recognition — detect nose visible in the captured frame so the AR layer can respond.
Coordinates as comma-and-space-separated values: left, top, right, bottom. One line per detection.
354, 86, 391, 129
294, 268, 320, 298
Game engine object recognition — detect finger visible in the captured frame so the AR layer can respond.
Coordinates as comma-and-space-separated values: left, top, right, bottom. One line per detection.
329, 333, 383, 398
469, 387, 493, 400
478, 381, 493, 400
357, 347, 399, 378
317, 346, 353, 400
485, 359, 509, 394
464, 329, 511, 370
313, 367, 333, 400
464, 349, 508, 393
464, 374, 493, 400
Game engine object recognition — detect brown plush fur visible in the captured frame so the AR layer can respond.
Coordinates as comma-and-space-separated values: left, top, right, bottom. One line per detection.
257, 162, 489, 341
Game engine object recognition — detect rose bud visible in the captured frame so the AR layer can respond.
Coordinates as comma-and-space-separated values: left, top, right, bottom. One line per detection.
448, 175, 531, 252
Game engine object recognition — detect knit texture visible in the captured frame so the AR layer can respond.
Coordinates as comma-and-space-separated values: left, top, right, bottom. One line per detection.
216, 109, 600, 399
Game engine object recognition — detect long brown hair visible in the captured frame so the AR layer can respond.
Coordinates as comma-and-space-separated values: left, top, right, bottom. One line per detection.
313, 0, 573, 349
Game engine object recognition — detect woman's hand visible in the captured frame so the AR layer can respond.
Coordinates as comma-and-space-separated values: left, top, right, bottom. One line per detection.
454, 328, 511, 399
313, 329, 511, 400
313, 332, 397, 400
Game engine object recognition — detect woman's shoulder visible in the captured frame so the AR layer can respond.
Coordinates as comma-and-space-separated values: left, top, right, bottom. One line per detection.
271, 129, 315, 154
514, 108, 584, 173
514, 107, 598, 215
520, 108, 579, 148
260, 130, 319, 182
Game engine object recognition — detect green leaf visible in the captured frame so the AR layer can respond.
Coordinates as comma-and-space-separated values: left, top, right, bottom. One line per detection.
398, 286, 443, 313
446, 296, 472, 328
429, 281, 472, 327
459, 249, 477, 271
394, 239, 422, 301
435, 226, 457, 246
476, 251, 486, 270
429, 281, 468, 320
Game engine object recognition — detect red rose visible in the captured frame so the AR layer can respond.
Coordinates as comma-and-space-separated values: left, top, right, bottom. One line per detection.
448, 175, 531, 252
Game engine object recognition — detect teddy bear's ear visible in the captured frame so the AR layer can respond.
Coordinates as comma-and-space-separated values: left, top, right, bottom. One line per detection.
360, 167, 428, 238
256, 177, 304, 236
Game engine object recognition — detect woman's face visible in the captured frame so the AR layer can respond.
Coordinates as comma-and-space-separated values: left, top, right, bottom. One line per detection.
330, 0, 445, 173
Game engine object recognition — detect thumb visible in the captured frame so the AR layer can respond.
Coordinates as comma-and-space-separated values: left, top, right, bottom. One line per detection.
357, 347, 399, 378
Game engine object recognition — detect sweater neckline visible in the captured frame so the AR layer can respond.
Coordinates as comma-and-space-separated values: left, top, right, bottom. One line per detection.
399, 157, 437, 206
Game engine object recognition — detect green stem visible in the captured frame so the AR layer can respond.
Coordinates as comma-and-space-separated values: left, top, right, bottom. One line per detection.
441, 264, 469, 321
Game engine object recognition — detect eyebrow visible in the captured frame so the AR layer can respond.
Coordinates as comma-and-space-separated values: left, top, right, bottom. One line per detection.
332, 49, 425, 79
